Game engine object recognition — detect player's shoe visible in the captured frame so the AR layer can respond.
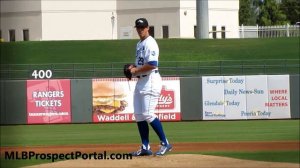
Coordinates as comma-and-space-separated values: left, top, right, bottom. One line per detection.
130, 146, 153, 156
155, 142, 172, 156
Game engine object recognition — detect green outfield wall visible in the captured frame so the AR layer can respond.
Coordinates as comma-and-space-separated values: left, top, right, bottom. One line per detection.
290, 75, 300, 118
1, 75, 299, 125
71, 79, 93, 123
0, 80, 27, 124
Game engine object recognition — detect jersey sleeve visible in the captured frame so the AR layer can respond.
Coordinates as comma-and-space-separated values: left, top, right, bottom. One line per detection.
145, 39, 159, 66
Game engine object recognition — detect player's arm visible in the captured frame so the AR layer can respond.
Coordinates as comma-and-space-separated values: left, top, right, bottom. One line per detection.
130, 62, 156, 74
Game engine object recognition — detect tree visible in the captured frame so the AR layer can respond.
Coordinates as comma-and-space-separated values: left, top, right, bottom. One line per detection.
280, 0, 300, 25
257, 0, 288, 26
239, 0, 257, 25
239, 0, 251, 25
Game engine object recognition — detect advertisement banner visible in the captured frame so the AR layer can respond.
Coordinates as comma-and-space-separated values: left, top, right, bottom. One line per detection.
202, 75, 290, 120
202, 76, 225, 119
244, 75, 269, 119
266, 75, 291, 118
224, 76, 247, 120
92, 77, 181, 123
27, 79, 71, 124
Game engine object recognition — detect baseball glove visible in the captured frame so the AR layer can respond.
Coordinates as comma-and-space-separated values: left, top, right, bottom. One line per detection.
123, 64, 135, 80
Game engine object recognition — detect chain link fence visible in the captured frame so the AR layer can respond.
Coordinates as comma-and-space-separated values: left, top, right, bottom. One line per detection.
1, 59, 299, 80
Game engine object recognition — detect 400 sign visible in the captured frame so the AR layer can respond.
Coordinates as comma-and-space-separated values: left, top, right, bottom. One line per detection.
32, 70, 53, 79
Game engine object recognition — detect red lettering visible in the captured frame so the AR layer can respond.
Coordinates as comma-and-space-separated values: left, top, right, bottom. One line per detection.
269, 89, 287, 94
265, 102, 288, 107
271, 96, 288, 100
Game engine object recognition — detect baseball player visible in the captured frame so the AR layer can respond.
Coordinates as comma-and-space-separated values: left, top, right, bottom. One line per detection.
128, 18, 172, 156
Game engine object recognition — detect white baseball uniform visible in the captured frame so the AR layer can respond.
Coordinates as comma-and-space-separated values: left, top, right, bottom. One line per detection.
134, 36, 162, 123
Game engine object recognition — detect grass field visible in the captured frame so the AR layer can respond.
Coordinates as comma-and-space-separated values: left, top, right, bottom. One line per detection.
1, 38, 299, 167
1, 38, 299, 64
1, 38, 299, 78
1, 120, 299, 167
1, 120, 299, 146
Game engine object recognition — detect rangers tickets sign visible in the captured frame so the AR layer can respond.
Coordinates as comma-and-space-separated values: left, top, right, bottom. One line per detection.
92, 77, 181, 123
202, 75, 291, 120
27, 79, 71, 124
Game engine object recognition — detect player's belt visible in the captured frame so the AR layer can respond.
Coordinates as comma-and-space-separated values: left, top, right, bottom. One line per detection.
137, 70, 158, 78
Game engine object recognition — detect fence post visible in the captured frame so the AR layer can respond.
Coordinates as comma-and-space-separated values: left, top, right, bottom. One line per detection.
176, 62, 179, 76
27, 64, 31, 79
286, 23, 290, 37
7, 64, 10, 79
73, 64, 75, 78
111, 63, 113, 77
241, 61, 244, 74
93, 64, 95, 77
51, 64, 54, 78
241, 24, 244, 38
219, 61, 222, 74
198, 61, 200, 75
256, 24, 259, 38
284, 59, 287, 73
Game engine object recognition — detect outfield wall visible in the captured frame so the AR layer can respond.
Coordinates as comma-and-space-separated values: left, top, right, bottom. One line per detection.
1, 75, 299, 125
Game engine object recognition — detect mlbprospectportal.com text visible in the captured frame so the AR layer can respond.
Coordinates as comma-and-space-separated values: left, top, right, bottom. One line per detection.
4, 151, 133, 162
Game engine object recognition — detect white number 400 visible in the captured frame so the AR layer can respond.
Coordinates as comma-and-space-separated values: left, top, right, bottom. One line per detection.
32, 70, 52, 79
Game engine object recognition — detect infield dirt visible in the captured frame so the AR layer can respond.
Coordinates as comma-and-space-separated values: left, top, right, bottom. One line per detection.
2, 141, 299, 154
23, 154, 300, 168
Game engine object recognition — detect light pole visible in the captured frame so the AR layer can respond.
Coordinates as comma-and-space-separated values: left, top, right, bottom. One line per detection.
111, 12, 115, 40
196, 0, 209, 39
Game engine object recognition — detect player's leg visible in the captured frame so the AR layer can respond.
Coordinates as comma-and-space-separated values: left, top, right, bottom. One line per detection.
136, 121, 150, 150
150, 118, 172, 156
150, 118, 169, 145
134, 92, 150, 149
141, 89, 172, 156
131, 88, 152, 156
141, 91, 168, 144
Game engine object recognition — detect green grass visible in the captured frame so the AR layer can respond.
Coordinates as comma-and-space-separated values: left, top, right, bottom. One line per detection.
0, 157, 55, 168
0, 120, 299, 167
1, 38, 299, 64
1, 38, 299, 167
1, 120, 299, 147
1, 38, 299, 78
